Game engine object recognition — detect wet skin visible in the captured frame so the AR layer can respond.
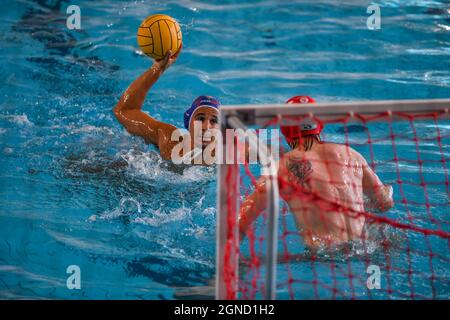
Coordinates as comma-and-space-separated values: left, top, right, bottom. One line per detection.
239, 141, 394, 249
113, 45, 219, 164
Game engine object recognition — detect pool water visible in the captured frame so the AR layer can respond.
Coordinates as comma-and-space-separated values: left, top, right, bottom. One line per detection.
0, 0, 449, 299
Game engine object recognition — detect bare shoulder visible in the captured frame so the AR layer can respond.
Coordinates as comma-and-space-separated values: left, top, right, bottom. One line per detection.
322, 143, 366, 162
345, 145, 368, 166
279, 149, 306, 167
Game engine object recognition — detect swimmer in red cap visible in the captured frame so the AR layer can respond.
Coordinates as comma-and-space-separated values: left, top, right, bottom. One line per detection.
239, 96, 394, 249
113, 46, 220, 164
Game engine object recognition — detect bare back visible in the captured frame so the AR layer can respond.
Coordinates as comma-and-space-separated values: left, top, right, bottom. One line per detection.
278, 142, 367, 248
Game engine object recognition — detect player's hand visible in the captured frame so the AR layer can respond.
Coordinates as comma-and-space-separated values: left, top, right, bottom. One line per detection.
155, 43, 182, 72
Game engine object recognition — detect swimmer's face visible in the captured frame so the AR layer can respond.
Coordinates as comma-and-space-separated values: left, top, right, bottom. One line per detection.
189, 106, 219, 147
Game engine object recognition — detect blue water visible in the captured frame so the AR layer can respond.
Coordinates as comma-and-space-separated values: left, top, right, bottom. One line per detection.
0, 0, 449, 299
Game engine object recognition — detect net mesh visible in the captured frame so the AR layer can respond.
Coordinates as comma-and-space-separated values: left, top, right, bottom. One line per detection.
222, 108, 449, 300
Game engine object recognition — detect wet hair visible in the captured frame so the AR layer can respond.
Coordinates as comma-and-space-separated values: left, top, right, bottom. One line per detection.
288, 135, 321, 151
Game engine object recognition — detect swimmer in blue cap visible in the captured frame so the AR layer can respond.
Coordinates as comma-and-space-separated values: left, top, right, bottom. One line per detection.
113, 46, 220, 164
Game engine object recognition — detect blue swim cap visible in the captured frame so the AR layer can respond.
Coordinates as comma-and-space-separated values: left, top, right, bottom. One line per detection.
184, 96, 220, 129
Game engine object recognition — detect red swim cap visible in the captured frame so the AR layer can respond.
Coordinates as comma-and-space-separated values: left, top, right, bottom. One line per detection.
286, 96, 315, 105
280, 96, 323, 144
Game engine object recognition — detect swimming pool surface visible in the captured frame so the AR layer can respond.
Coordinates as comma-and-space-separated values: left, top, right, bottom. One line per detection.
0, 0, 449, 299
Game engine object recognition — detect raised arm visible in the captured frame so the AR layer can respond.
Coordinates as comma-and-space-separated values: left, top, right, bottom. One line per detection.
361, 156, 394, 212
239, 177, 268, 239
113, 47, 182, 158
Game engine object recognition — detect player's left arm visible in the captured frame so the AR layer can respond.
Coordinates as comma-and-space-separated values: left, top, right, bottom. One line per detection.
239, 155, 285, 239
239, 177, 268, 240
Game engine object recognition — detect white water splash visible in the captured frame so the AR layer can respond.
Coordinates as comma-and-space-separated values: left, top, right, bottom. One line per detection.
119, 149, 215, 184
133, 207, 191, 227
1, 114, 33, 126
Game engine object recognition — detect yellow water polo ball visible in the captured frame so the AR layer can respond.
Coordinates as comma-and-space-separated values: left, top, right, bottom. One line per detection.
137, 14, 182, 60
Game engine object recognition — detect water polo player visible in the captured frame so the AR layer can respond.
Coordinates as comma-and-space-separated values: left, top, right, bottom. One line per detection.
113, 47, 220, 165
239, 96, 394, 249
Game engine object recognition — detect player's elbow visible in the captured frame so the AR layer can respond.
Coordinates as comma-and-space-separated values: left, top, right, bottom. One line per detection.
113, 103, 129, 127
365, 185, 394, 213
378, 185, 394, 212
380, 196, 394, 212
113, 103, 121, 120
238, 212, 249, 241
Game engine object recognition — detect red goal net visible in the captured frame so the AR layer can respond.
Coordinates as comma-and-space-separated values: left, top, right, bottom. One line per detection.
216, 99, 450, 300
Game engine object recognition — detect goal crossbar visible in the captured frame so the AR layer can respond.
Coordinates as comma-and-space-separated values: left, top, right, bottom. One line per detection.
220, 98, 450, 127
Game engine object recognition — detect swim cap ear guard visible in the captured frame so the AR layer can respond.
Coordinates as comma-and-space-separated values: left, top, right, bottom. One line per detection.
280, 96, 323, 144
184, 95, 220, 129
